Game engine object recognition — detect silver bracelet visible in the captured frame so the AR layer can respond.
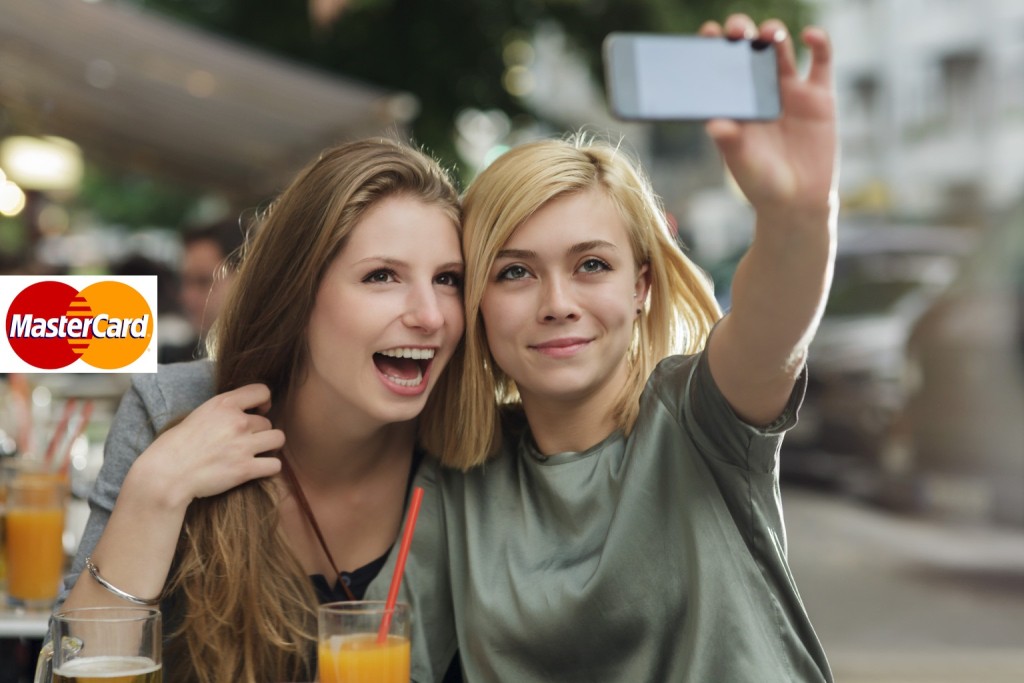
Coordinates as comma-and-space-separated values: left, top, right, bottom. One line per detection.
84, 556, 161, 606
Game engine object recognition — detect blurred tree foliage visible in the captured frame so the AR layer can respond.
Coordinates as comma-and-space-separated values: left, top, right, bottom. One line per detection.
82, 0, 808, 229
78, 165, 199, 228
138, 0, 809, 166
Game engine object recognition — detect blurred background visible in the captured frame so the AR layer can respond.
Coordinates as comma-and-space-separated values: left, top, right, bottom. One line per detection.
1, 0, 1022, 681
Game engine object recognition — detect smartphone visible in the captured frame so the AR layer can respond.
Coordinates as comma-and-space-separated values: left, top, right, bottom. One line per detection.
603, 33, 780, 121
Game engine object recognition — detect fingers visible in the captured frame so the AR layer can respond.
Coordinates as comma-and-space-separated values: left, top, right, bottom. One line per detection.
248, 455, 283, 480
175, 385, 285, 497
723, 14, 758, 41
703, 14, 831, 88
801, 25, 832, 88
247, 427, 286, 456
705, 118, 742, 150
203, 429, 284, 496
698, 21, 721, 38
758, 19, 797, 81
217, 453, 282, 495
185, 428, 285, 499
236, 448, 283, 481
222, 383, 273, 413
244, 411, 274, 434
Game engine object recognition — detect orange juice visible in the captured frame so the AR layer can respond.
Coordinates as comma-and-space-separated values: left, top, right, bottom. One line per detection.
6, 505, 64, 604
0, 498, 7, 588
1, 468, 66, 591
5, 471, 66, 607
318, 634, 410, 683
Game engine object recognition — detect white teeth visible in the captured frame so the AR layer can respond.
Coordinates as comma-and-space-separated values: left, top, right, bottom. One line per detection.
387, 369, 425, 387
378, 347, 435, 360
376, 348, 430, 387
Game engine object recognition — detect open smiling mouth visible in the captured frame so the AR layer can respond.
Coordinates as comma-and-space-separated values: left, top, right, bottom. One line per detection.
373, 347, 435, 387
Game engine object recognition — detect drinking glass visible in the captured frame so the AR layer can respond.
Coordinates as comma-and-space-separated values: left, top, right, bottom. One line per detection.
4, 461, 67, 608
318, 601, 410, 683
35, 606, 162, 683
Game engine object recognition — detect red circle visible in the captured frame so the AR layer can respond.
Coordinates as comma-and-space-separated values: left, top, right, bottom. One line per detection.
6, 282, 84, 369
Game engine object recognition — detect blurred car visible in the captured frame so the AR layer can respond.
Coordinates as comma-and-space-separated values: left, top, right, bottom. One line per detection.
781, 222, 977, 492
877, 207, 1024, 526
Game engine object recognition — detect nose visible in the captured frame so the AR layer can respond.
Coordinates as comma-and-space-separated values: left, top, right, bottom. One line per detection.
402, 283, 446, 333
538, 277, 579, 322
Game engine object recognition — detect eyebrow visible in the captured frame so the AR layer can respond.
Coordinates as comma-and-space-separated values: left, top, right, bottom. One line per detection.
356, 257, 465, 270
495, 240, 618, 260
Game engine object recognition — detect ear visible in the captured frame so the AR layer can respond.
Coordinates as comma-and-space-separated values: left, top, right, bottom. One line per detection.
634, 262, 652, 307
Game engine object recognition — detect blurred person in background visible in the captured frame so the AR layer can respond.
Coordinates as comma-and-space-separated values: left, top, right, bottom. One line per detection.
109, 252, 194, 365
55, 138, 465, 683
379, 14, 836, 682
173, 217, 246, 361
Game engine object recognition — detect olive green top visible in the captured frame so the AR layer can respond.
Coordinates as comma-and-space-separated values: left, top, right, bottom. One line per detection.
372, 351, 832, 682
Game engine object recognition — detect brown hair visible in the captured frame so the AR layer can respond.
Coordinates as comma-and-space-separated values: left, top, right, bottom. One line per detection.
163, 138, 460, 683
429, 136, 719, 470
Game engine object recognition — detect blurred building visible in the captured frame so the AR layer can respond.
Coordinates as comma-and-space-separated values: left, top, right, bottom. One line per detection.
521, 1, 1024, 255
812, 0, 1024, 222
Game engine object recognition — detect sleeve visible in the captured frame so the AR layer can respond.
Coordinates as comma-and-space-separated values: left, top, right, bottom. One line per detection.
654, 350, 808, 559
654, 350, 807, 475
55, 372, 168, 611
365, 457, 457, 683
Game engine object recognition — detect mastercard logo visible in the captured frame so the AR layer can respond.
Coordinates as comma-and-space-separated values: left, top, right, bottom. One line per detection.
5, 280, 154, 370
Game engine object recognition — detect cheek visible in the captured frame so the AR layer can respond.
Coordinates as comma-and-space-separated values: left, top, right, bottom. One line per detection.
311, 291, 368, 342
479, 291, 526, 342
443, 298, 466, 337
306, 306, 342, 349
478, 292, 503, 334
591, 289, 637, 324
479, 295, 517, 360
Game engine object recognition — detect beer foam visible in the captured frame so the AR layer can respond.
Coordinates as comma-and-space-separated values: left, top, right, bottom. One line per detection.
55, 655, 160, 676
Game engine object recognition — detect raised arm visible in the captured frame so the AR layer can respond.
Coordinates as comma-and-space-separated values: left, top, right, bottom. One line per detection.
62, 382, 283, 610
703, 14, 838, 426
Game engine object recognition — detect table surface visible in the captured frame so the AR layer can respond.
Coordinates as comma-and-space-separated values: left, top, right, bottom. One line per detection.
0, 604, 49, 639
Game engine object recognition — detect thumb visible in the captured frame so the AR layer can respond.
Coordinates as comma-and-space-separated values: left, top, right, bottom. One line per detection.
705, 118, 743, 160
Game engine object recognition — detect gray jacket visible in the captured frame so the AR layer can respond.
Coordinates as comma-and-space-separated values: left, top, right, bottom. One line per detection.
59, 360, 216, 607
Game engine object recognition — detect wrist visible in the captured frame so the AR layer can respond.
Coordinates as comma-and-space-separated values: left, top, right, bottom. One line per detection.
751, 204, 835, 262
85, 556, 162, 605
122, 454, 193, 514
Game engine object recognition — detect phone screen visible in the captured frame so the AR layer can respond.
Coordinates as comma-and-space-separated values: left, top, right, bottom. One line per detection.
603, 33, 780, 121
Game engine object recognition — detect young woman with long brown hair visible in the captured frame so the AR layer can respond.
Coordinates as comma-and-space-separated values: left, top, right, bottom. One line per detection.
59, 138, 465, 683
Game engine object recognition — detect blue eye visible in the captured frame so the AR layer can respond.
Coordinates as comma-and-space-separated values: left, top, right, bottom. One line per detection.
579, 258, 611, 273
497, 265, 530, 281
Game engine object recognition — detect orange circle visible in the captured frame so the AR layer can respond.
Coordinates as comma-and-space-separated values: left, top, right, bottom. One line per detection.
77, 281, 153, 369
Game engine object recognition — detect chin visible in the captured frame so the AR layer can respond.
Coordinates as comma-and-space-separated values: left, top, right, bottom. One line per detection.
372, 401, 428, 427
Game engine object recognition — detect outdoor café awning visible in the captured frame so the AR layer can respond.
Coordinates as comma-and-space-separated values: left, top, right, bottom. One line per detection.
0, 0, 416, 202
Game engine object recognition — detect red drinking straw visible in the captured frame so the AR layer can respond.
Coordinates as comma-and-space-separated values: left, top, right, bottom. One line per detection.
57, 400, 94, 479
377, 485, 424, 643
42, 398, 77, 469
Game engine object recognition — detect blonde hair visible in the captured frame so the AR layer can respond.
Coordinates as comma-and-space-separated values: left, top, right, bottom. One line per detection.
429, 136, 719, 470
164, 138, 461, 683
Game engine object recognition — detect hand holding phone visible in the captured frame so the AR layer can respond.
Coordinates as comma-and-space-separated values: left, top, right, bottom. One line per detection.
603, 33, 780, 121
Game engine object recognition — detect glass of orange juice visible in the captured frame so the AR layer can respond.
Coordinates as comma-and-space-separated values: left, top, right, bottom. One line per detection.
318, 601, 410, 683
0, 459, 11, 593
4, 463, 67, 609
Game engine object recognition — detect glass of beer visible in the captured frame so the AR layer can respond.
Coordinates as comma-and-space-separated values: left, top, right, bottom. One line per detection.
35, 606, 162, 683
318, 601, 410, 683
